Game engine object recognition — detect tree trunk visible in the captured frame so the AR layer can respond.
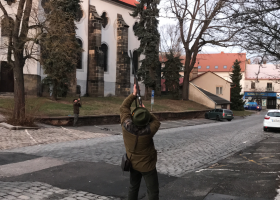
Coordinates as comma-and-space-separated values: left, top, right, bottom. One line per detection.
182, 69, 190, 100
144, 85, 149, 100
13, 63, 25, 121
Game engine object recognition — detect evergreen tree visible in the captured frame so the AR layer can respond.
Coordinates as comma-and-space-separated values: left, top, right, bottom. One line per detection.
161, 51, 183, 99
40, 0, 82, 100
230, 59, 244, 110
130, 0, 160, 99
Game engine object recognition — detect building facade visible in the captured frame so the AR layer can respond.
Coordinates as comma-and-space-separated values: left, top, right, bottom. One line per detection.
0, 0, 144, 97
195, 52, 247, 93
244, 64, 280, 109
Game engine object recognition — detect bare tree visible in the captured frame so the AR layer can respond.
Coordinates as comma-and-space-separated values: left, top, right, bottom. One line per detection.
160, 23, 183, 56
163, 0, 242, 100
229, 0, 280, 67
0, 0, 45, 121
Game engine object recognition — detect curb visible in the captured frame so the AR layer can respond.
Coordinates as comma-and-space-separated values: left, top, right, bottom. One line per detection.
0, 122, 40, 130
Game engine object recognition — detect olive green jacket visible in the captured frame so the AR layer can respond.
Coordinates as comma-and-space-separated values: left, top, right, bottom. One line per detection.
120, 94, 161, 172
73, 101, 81, 114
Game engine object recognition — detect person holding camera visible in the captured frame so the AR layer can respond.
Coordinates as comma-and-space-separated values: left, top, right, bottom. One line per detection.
73, 98, 81, 127
120, 84, 161, 200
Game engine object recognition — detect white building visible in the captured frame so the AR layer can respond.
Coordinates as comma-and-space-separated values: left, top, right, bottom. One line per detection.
0, 0, 144, 97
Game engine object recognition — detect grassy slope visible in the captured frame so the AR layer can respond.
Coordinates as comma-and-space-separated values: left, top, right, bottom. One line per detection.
0, 96, 210, 117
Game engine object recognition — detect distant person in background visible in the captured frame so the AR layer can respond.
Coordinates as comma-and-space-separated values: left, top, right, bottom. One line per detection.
73, 98, 82, 126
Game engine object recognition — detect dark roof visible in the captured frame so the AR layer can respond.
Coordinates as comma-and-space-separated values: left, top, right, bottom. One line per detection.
194, 85, 231, 105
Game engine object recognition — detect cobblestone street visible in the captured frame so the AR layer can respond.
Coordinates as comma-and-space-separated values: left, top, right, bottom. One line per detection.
0, 112, 275, 200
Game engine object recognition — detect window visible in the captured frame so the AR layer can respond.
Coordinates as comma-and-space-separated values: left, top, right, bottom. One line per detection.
101, 43, 108, 72
206, 66, 210, 69
133, 22, 139, 36
198, 66, 201, 69
101, 12, 108, 28
267, 82, 272, 89
215, 66, 218, 69
132, 50, 139, 74
232, 66, 234, 69
75, 9, 84, 22
76, 85, 81, 94
76, 38, 83, 69
251, 82, 255, 89
216, 87, 222, 95
223, 65, 227, 69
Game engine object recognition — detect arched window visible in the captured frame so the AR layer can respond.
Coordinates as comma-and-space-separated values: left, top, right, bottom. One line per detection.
101, 43, 108, 72
76, 38, 83, 69
101, 12, 108, 28
132, 50, 139, 74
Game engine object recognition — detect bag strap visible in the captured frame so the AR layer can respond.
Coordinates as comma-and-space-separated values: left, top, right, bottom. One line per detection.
129, 133, 139, 160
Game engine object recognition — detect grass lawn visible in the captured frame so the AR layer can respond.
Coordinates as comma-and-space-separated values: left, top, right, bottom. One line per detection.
0, 95, 210, 117
232, 110, 253, 116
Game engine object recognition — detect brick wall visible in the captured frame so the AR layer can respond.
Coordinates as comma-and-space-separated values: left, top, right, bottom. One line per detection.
115, 14, 130, 96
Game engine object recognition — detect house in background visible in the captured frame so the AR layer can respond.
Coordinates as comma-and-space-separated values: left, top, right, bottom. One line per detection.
244, 64, 280, 109
161, 71, 232, 109
194, 52, 247, 93
189, 72, 231, 109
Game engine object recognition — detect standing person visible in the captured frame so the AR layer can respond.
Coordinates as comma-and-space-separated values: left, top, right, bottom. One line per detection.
73, 98, 81, 126
120, 84, 161, 200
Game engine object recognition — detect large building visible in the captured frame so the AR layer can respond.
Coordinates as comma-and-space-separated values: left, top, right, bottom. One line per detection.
194, 52, 247, 93
0, 0, 144, 97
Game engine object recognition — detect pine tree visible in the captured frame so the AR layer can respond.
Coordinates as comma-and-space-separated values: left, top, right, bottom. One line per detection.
40, 0, 82, 100
161, 52, 183, 99
130, 0, 160, 99
230, 59, 244, 110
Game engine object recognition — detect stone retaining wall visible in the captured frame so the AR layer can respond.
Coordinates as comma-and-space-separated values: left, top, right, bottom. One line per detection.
39, 110, 210, 126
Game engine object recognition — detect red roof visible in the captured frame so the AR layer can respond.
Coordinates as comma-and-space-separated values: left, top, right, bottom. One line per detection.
195, 52, 246, 72
118, 0, 139, 7
159, 52, 246, 72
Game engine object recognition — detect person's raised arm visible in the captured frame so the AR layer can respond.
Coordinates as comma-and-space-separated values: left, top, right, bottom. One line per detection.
120, 84, 137, 125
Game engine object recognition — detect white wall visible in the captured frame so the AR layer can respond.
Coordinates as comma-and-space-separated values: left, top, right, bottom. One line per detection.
75, 0, 89, 96
244, 79, 280, 93
199, 71, 245, 94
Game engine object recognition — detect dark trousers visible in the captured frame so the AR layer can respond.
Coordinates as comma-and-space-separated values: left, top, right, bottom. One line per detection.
128, 167, 159, 200
73, 114, 79, 126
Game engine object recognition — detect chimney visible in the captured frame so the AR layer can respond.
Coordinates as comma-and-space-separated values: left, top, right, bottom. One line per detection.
221, 51, 224, 54
190, 67, 198, 80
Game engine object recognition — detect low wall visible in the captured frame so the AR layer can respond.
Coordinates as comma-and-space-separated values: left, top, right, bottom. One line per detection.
39, 109, 211, 126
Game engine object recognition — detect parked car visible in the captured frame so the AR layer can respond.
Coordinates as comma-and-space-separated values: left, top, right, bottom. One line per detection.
244, 102, 262, 111
256, 104, 262, 111
263, 110, 280, 131
205, 109, 234, 121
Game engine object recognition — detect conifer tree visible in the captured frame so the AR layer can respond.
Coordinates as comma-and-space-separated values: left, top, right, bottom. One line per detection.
230, 59, 244, 110
41, 0, 82, 100
130, 0, 160, 99
161, 51, 183, 99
